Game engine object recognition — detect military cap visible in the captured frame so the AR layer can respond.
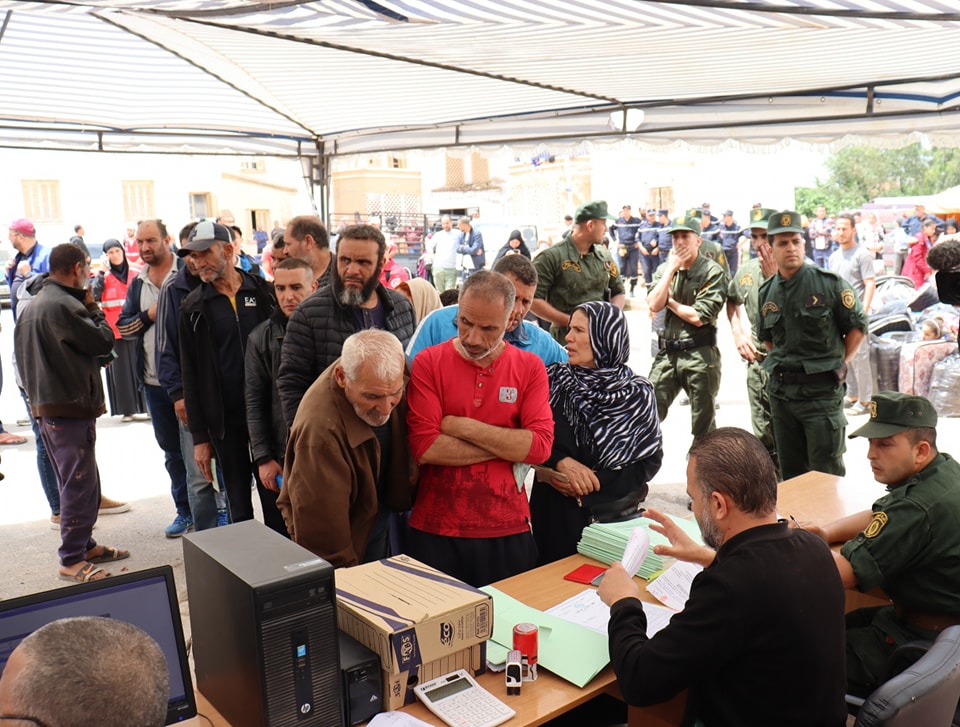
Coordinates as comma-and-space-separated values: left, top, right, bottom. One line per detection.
766, 210, 804, 236
668, 214, 701, 236
747, 207, 778, 230
658, 209, 669, 216
849, 391, 938, 439
685, 207, 703, 219
575, 200, 617, 223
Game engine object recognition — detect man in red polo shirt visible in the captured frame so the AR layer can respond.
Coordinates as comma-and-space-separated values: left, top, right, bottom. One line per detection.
406, 270, 554, 586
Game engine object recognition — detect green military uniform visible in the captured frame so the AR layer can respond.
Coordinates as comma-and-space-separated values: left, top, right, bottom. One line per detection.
758, 212, 867, 479
727, 208, 778, 466
840, 393, 960, 696
648, 215, 727, 439
534, 235, 625, 343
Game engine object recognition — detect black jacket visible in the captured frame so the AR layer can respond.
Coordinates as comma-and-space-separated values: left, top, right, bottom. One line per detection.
179, 272, 275, 444
245, 308, 288, 466
277, 284, 416, 425
14, 276, 115, 418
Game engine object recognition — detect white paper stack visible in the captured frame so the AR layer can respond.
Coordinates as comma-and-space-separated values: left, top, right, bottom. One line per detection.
577, 516, 705, 579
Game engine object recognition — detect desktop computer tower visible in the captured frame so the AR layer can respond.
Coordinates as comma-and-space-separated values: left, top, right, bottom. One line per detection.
338, 631, 381, 724
184, 520, 343, 726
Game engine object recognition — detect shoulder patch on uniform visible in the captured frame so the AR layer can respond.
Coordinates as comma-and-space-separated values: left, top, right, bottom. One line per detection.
864, 511, 888, 538
609, 261, 620, 278
761, 301, 779, 316
739, 273, 754, 288
841, 289, 856, 309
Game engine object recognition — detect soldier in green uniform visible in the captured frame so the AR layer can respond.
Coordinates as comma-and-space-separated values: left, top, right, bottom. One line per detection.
647, 214, 727, 439
758, 210, 867, 479
532, 200, 625, 343
726, 208, 779, 467
805, 392, 960, 697
685, 207, 730, 278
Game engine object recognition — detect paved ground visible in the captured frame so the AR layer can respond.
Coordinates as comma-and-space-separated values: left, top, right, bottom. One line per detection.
1, 294, 956, 606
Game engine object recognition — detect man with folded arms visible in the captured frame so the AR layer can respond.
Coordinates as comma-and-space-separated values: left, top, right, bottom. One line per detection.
599, 427, 847, 727
807, 392, 960, 698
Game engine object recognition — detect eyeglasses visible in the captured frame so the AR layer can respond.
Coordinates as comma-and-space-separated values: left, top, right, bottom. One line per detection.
0, 717, 49, 726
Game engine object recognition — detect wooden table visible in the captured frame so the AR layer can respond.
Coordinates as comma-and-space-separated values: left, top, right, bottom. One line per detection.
185, 470, 887, 727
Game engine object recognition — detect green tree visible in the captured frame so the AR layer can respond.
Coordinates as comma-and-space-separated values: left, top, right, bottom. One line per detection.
795, 144, 960, 217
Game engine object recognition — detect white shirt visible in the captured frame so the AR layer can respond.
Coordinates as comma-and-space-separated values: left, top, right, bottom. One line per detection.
429, 229, 462, 269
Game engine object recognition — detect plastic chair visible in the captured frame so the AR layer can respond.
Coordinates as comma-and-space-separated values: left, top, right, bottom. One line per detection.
849, 626, 960, 726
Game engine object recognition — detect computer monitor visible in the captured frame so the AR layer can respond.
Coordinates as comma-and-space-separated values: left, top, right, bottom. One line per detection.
0, 565, 197, 725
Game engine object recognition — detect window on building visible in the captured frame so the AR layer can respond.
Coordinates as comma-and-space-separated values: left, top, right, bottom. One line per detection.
122, 181, 155, 220
445, 156, 465, 187
240, 158, 265, 172
470, 153, 490, 184
389, 156, 407, 169
21, 180, 62, 223
190, 193, 212, 220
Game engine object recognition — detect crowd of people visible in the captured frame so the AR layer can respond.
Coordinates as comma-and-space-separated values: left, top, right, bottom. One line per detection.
4, 199, 960, 726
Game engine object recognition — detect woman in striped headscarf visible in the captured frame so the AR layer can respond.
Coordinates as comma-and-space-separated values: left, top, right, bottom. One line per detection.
530, 301, 663, 565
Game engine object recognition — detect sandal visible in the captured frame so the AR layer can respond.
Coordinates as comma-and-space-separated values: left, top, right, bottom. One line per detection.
87, 545, 130, 564
0, 432, 27, 445
59, 561, 110, 583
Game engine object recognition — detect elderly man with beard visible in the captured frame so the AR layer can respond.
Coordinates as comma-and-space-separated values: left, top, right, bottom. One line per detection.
406, 270, 554, 587
278, 330, 414, 567
599, 428, 847, 727
278, 224, 416, 425
178, 221, 276, 524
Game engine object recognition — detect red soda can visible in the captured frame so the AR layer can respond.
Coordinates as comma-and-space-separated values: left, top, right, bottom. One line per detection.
512, 622, 538, 680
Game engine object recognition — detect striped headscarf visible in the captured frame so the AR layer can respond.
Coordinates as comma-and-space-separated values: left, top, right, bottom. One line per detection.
547, 301, 661, 470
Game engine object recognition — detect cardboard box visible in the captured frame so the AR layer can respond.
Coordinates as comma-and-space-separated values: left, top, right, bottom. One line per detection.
335, 555, 493, 676
382, 642, 486, 710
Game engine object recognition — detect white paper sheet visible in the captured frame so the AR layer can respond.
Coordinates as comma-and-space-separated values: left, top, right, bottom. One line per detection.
645, 560, 703, 611
546, 588, 676, 638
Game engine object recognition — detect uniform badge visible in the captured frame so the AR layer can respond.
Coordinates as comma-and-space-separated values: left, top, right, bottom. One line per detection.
864, 511, 888, 539
561, 260, 582, 273
752, 209, 763, 221
804, 294, 825, 308
869, 400, 878, 418
739, 273, 754, 288
780, 213, 793, 227
610, 261, 620, 278
499, 387, 518, 403
841, 289, 856, 309
761, 302, 779, 316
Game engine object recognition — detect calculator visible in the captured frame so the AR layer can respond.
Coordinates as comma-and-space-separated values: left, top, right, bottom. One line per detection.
414, 669, 516, 727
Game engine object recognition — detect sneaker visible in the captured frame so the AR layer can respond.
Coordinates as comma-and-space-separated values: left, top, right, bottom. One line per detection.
165, 515, 194, 538
843, 398, 859, 410
98, 496, 130, 515
121, 415, 134, 422
50, 514, 60, 530
679, 395, 690, 406
847, 402, 870, 416
216, 508, 230, 528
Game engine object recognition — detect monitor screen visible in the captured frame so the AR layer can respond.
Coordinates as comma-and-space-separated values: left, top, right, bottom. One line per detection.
0, 565, 197, 724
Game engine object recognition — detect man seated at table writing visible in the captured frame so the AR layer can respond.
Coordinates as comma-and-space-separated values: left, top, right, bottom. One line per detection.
599, 427, 847, 727
806, 391, 960, 698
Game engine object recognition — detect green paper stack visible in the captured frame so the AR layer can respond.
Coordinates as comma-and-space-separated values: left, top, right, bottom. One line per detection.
577, 517, 705, 579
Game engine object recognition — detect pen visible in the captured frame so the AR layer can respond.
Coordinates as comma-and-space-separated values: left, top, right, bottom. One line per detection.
789, 515, 804, 530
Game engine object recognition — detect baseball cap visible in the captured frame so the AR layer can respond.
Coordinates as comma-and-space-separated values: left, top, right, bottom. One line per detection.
177, 220, 231, 257
9, 218, 35, 236
748, 208, 778, 230
574, 200, 617, 223
668, 214, 701, 236
848, 391, 938, 439
766, 210, 804, 236
658, 209, 669, 216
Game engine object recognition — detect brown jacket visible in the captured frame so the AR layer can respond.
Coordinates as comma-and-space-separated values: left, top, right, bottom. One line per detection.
278, 360, 414, 567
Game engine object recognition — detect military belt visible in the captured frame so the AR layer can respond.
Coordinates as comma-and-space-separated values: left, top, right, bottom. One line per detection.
895, 604, 960, 633
658, 327, 717, 352
771, 368, 835, 385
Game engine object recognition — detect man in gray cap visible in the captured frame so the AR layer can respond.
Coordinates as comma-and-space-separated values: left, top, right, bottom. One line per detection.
758, 210, 867, 479
806, 391, 960, 697
177, 220, 276, 525
532, 200, 625, 343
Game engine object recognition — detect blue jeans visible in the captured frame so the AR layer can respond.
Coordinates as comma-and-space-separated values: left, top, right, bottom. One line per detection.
20, 387, 59, 515
178, 418, 219, 530
142, 384, 191, 519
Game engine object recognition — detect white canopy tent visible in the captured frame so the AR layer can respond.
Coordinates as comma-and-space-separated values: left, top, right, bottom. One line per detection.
2, 1, 960, 167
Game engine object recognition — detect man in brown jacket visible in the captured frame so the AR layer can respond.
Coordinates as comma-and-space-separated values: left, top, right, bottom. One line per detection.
278, 329, 413, 567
